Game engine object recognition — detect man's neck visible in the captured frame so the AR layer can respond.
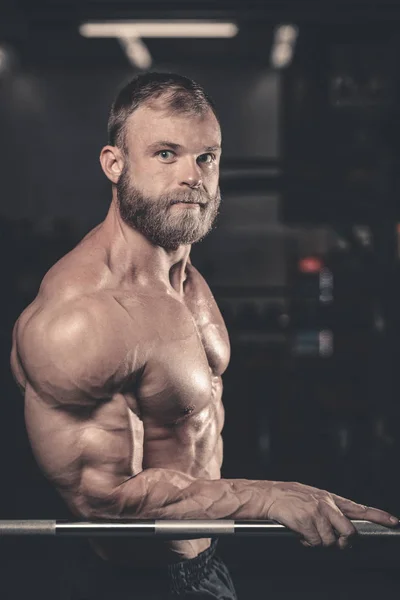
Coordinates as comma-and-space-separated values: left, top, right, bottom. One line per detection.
98, 197, 191, 293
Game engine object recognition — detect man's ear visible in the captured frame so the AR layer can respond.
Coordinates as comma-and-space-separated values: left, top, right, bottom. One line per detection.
100, 145, 125, 184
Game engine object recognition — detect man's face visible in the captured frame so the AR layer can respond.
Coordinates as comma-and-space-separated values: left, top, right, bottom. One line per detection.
116, 101, 222, 250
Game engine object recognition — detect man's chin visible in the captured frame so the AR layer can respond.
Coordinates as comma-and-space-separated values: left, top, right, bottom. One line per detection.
155, 227, 212, 249
118, 207, 214, 248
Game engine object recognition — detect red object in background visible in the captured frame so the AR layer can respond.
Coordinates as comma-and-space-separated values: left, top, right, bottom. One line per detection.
298, 256, 323, 273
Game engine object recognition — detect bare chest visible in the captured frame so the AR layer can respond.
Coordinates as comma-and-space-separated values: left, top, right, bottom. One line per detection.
120, 275, 230, 424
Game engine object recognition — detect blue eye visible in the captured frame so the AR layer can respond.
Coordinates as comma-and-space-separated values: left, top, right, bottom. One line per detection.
198, 153, 215, 164
158, 150, 175, 160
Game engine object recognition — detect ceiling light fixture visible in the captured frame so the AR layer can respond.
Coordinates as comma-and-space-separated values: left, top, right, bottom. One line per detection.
79, 21, 238, 39
270, 24, 298, 69
118, 36, 152, 70
80, 20, 238, 71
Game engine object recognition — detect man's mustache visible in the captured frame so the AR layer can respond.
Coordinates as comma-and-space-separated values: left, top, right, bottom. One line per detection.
170, 199, 205, 206
169, 191, 215, 206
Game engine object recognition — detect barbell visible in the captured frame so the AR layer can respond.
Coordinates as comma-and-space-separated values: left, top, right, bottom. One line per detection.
0, 519, 398, 539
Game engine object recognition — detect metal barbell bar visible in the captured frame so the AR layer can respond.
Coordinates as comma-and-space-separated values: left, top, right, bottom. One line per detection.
0, 520, 398, 538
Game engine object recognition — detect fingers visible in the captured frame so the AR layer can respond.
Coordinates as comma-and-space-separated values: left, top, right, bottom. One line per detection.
300, 495, 396, 550
319, 501, 356, 549
295, 519, 322, 547
299, 501, 356, 549
300, 539, 315, 548
274, 483, 398, 551
313, 513, 337, 548
332, 495, 399, 527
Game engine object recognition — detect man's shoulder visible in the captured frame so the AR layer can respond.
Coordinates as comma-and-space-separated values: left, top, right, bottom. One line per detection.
18, 289, 119, 338
39, 235, 109, 303
15, 291, 142, 399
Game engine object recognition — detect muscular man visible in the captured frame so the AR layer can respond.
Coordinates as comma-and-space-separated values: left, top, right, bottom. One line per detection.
11, 73, 398, 599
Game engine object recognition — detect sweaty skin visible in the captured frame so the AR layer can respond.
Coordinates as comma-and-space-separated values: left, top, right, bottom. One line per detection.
11, 224, 230, 564
10, 101, 398, 567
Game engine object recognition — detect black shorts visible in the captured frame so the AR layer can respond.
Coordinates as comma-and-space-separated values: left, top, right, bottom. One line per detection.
59, 539, 238, 599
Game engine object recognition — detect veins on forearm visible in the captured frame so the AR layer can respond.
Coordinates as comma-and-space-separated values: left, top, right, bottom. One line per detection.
115, 470, 271, 521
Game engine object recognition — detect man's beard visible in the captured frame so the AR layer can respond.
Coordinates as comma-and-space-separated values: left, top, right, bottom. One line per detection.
116, 165, 221, 251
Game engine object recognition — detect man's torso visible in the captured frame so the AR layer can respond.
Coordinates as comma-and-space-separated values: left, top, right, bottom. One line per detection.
11, 227, 230, 565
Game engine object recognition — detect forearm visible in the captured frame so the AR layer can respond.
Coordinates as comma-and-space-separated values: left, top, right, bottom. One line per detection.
109, 468, 275, 521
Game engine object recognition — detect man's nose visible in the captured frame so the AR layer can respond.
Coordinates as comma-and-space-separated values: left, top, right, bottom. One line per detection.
179, 157, 202, 189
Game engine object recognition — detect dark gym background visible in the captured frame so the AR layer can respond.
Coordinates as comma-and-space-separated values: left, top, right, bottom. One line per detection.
1, 0, 400, 598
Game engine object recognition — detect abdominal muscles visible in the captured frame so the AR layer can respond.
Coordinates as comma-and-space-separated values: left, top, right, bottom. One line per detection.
90, 377, 224, 565
142, 398, 224, 478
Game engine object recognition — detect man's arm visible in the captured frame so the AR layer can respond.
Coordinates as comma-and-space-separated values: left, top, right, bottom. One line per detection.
16, 301, 398, 549
94, 467, 397, 549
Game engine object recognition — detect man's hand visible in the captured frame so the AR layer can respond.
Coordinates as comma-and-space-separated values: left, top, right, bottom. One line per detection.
266, 482, 398, 549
